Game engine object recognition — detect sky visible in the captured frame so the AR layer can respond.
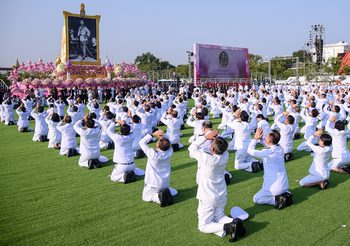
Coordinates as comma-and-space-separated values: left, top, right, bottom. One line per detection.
0, 0, 349, 67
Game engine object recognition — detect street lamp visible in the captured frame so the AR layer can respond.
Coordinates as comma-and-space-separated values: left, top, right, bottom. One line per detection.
186, 51, 194, 83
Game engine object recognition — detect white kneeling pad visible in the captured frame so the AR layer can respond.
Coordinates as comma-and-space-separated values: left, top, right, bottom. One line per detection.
230, 206, 249, 221
99, 155, 109, 163
169, 187, 178, 196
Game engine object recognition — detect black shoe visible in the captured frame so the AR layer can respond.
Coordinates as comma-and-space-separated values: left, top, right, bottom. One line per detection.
172, 143, 180, 152
283, 192, 293, 207
228, 218, 246, 242
124, 171, 136, 184
258, 161, 264, 171
107, 142, 115, 149
158, 188, 171, 207
274, 194, 287, 210
67, 148, 78, 157
225, 173, 231, 185
251, 162, 260, 173
166, 189, 174, 206
135, 149, 145, 158
284, 153, 293, 162
88, 159, 94, 169
224, 221, 235, 241
320, 180, 329, 190
341, 166, 350, 174
294, 133, 300, 139
94, 159, 102, 168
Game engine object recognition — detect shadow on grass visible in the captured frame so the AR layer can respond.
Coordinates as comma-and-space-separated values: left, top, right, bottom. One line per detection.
175, 186, 198, 203
290, 172, 348, 205
231, 170, 263, 186
172, 160, 197, 172
244, 220, 269, 238
244, 204, 274, 220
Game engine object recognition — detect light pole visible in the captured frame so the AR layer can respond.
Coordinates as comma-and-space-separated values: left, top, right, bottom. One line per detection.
186, 51, 194, 83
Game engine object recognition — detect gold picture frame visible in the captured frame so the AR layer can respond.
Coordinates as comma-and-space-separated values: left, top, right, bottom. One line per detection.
63, 10, 101, 65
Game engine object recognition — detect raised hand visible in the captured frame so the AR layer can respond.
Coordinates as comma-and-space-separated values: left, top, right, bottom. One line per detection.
254, 127, 263, 140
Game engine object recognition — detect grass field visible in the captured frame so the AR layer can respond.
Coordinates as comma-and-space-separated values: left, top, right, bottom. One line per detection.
1, 101, 350, 245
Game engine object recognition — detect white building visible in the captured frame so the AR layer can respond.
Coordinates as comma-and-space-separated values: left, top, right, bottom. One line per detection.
311, 40, 349, 63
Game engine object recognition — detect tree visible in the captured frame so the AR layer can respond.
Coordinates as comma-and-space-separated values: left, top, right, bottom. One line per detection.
292, 50, 311, 63
344, 66, 350, 75
134, 52, 174, 72
175, 64, 189, 77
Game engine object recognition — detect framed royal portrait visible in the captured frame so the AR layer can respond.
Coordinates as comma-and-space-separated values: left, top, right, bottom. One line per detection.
63, 11, 101, 65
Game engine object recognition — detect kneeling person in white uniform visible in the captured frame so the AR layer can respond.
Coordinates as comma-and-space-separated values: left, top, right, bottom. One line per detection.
299, 129, 332, 189
247, 129, 293, 210
74, 116, 102, 169
189, 133, 246, 242
140, 130, 175, 207
107, 121, 145, 184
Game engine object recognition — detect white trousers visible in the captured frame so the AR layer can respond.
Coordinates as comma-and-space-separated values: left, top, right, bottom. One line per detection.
142, 185, 177, 204
197, 200, 233, 237
253, 189, 275, 206
235, 149, 256, 172
328, 157, 350, 169
299, 174, 325, 186
110, 164, 145, 182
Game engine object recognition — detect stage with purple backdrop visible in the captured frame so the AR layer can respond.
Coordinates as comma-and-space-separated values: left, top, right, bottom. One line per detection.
194, 43, 250, 87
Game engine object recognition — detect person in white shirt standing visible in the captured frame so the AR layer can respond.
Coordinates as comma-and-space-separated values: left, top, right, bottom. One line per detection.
140, 130, 176, 207
247, 128, 293, 210
189, 132, 246, 242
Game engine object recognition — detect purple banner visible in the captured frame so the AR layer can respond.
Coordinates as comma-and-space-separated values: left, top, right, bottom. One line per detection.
194, 43, 249, 82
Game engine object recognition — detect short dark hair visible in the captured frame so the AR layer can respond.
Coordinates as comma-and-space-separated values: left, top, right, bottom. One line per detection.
202, 120, 212, 129
158, 137, 171, 151
85, 118, 95, 128
89, 112, 97, 119
104, 105, 110, 111
202, 107, 208, 116
240, 110, 249, 122
196, 112, 204, 120
120, 124, 131, 135
256, 114, 265, 120
51, 113, 60, 123
311, 108, 319, 117
106, 111, 114, 120
64, 115, 72, 123
268, 130, 281, 145
37, 106, 44, 113
286, 115, 295, 125
72, 106, 78, 112
171, 110, 178, 118
335, 120, 346, 131
132, 114, 141, 123
212, 137, 228, 155
144, 105, 151, 112
320, 133, 332, 146
334, 105, 340, 113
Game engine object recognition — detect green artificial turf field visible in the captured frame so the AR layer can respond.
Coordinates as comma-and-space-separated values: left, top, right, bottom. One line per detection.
1, 101, 350, 245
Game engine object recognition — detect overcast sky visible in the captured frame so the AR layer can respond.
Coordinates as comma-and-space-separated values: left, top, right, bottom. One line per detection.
0, 0, 349, 67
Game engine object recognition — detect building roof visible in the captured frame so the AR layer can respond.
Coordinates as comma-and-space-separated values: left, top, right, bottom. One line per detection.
339, 51, 350, 74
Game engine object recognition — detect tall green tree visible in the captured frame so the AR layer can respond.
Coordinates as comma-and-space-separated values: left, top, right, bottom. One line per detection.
134, 52, 174, 72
